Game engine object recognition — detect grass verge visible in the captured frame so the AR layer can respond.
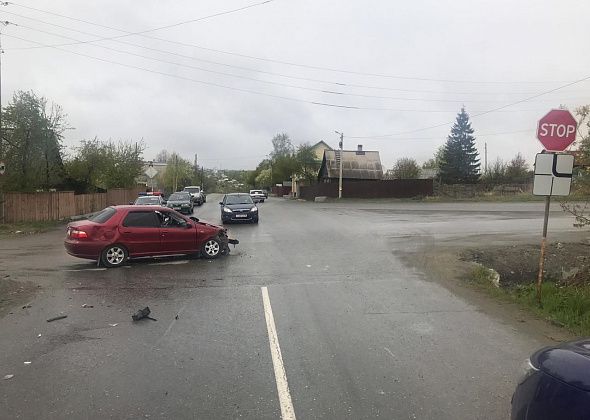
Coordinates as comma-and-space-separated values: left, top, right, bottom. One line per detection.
0, 220, 63, 237
469, 265, 590, 335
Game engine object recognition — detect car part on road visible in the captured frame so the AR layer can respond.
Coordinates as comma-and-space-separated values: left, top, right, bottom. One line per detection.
46, 315, 68, 322
81, 304, 94, 308
132, 306, 157, 321
3, 374, 14, 380
101, 244, 129, 268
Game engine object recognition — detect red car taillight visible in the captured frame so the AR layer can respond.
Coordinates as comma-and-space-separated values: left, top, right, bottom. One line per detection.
68, 228, 88, 239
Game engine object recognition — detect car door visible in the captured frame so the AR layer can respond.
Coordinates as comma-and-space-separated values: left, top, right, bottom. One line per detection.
118, 210, 162, 256
159, 211, 197, 253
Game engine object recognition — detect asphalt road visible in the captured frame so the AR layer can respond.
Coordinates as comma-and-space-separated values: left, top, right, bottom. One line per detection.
0, 196, 582, 419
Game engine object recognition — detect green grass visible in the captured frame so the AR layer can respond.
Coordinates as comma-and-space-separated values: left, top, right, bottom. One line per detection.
0, 220, 63, 237
468, 266, 590, 335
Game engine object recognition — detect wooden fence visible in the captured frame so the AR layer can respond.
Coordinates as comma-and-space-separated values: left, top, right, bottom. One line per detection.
1, 187, 144, 223
299, 179, 434, 200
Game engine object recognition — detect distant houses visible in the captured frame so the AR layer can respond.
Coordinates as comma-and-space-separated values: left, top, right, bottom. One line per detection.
318, 145, 383, 183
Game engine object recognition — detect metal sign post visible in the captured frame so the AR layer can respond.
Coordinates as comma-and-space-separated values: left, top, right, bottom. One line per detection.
533, 152, 574, 305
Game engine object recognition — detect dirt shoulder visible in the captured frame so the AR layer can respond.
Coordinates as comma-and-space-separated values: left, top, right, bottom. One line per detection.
398, 232, 590, 342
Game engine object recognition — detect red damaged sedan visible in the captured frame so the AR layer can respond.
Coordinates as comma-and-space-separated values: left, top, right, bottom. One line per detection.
64, 206, 238, 267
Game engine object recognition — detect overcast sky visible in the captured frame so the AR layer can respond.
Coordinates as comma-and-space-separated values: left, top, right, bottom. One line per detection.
2, 0, 589, 170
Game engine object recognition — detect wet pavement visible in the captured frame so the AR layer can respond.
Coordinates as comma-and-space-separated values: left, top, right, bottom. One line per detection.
0, 196, 582, 419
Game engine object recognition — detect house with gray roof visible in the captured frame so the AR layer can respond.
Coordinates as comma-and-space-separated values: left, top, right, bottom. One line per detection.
318, 145, 383, 182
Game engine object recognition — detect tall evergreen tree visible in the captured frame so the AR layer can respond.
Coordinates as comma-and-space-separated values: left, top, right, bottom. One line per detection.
439, 107, 480, 184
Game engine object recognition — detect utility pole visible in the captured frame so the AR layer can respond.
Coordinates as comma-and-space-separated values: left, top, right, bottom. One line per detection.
0, 19, 13, 160
0, 18, 13, 224
484, 142, 488, 174
335, 131, 344, 199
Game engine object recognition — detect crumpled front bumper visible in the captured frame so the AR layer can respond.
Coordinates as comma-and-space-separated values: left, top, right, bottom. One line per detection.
217, 229, 239, 255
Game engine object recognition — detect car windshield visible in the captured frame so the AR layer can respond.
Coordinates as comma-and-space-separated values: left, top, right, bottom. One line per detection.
168, 193, 189, 201
226, 195, 253, 205
135, 196, 159, 204
184, 187, 200, 193
251, 190, 263, 194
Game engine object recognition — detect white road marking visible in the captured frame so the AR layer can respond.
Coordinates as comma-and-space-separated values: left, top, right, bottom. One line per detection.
261, 287, 296, 420
384, 347, 396, 360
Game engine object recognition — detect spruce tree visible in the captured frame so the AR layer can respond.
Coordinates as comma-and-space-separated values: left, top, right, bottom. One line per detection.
439, 107, 480, 184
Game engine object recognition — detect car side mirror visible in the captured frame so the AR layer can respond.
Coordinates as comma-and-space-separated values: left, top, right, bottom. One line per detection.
185, 222, 192, 229
189, 216, 199, 222
129, 201, 134, 205
219, 202, 223, 205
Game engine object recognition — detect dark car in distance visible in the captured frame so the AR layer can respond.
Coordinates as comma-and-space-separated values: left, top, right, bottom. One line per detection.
64, 206, 238, 267
166, 192, 194, 214
511, 338, 590, 420
220, 193, 258, 224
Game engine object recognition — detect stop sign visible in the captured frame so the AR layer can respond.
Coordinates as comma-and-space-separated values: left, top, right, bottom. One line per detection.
537, 109, 577, 151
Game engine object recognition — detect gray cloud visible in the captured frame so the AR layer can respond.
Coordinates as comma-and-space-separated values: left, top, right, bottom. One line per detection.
2, 0, 589, 170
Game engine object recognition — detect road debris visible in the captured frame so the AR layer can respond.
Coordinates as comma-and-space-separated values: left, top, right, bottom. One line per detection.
3, 374, 14, 380
23, 362, 31, 365
81, 304, 94, 308
37, 334, 41, 338
108, 323, 118, 327
46, 315, 68, 323
22, 304, 32, 309
175, 314, 179, 320
132, 307, 157, 322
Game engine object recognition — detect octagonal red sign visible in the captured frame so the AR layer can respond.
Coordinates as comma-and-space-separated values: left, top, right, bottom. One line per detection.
537, 109, 577, 152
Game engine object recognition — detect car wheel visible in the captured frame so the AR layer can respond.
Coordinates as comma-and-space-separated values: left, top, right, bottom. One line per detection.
201, 237, 221, 259
101, 244, 128, 268
253, 217, 259, 224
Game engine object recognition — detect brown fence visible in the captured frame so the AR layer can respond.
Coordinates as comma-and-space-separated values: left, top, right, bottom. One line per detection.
300, 179, 434, 200
75, 193, 107, 215
2, 187, 145, 223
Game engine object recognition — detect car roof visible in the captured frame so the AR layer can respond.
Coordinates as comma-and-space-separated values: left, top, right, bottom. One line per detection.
184, 186, 200, 189
226, 193, 249, 196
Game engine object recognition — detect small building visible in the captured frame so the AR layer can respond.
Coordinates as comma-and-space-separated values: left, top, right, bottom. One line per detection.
310, 140, 333, 160
291, 140, 334, 198
318, 145, 383, 183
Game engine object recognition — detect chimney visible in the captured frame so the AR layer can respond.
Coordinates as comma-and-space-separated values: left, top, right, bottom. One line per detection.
356, 144, 365, 155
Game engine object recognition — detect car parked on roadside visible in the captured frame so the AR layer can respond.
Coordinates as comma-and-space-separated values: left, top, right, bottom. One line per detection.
166, 192, 194, 214
511, 338, 590, 420
220, 193, 258, 224
133, 195, 165, 206
64, 206, 238, 267
262, 189, 269, 198
183, 186, 205, 206
249, 189, 265, 203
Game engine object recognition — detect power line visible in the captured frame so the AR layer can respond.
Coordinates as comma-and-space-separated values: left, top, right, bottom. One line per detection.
4, 1, 571, 86
359, 129, 534, 141
5, 15, 588, 108
348, 76, 590, 139
3, 31, 577, 116
6, 32, 517, 113
3, 10, 573, 98
9, 0, 277, 37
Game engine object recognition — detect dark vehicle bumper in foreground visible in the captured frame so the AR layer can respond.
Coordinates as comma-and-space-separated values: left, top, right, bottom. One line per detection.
511, 368, 590, 420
